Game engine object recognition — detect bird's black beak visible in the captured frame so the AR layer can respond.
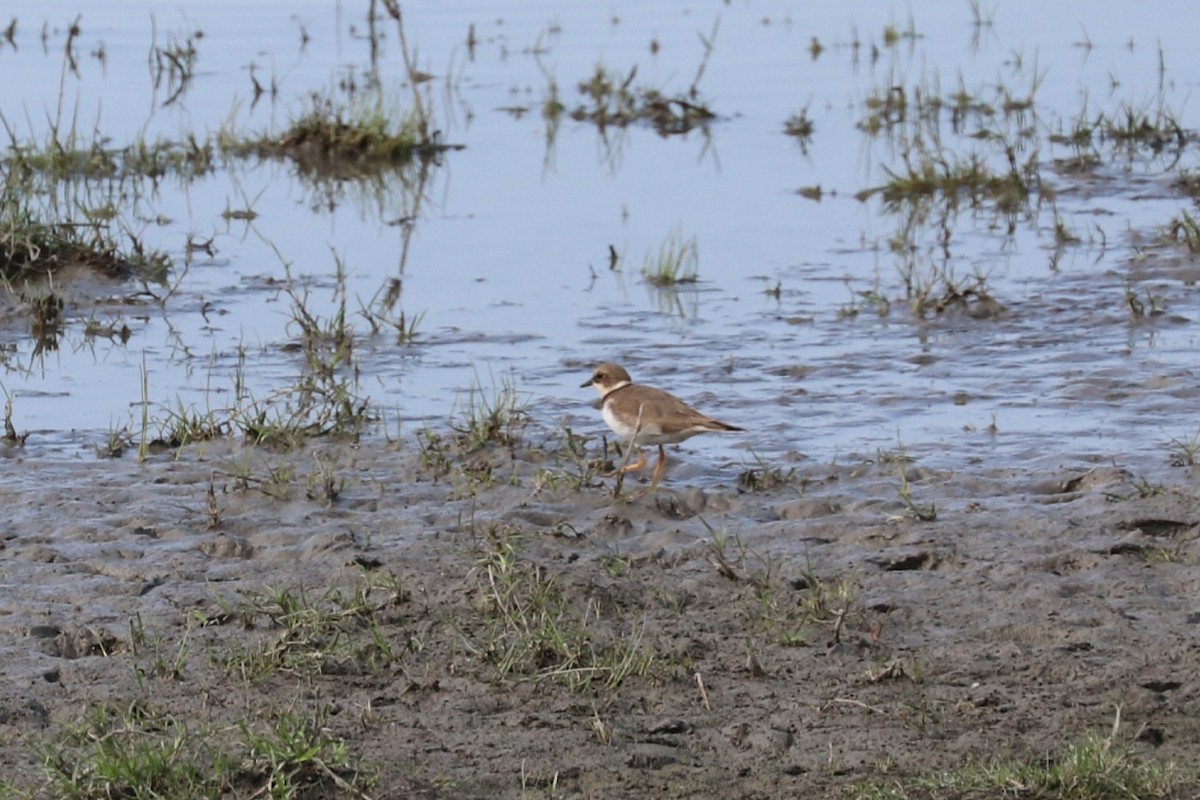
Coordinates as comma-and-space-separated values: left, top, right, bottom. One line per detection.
580, 377, 594, 388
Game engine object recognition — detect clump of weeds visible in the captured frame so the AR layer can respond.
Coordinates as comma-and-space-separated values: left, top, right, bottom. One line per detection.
416, 427, 453, 477
0, 178, 170, 282
838, 275, 891, 319
865, 148, 1036, 217
96, 425, 134, 458
32, 701, 234, 800
1123, 280, 1164, 321
1097, 99, 1188, 153
538, 425, 602, 491
893, 467, 937, 522
876, 440, 937, 521
898, 258, 1005, 320
571, 63, 715, 136
783, 107, 815, 152
569, 20, 718, 137
736, 450, 799, 492
24, 287, 64, 354
150, 401, 230, 450
219, 81, 457, 181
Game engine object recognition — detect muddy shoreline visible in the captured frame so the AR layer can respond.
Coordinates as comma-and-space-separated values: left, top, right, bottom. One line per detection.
2, 436, 1197, 797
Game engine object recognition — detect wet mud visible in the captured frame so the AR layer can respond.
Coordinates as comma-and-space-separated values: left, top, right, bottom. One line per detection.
2, 434, 1197, 797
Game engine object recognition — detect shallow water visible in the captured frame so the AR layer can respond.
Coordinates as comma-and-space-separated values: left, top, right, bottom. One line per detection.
0, 0, 1197, 478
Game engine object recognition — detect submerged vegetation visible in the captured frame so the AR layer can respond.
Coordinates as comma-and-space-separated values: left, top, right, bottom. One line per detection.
569, 63, 716, 136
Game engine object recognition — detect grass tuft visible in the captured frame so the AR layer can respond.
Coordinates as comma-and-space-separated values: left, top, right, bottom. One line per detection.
642, 228, 699, 287
219, 86, 455, 177
1166, 209, 1200, 253
450, 371, 530, 453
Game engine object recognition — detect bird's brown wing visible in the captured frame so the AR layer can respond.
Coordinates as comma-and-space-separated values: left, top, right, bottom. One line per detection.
635, 387, 742, 435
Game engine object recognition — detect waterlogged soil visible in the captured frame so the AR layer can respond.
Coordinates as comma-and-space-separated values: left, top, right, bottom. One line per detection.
2, 431, 1199, 798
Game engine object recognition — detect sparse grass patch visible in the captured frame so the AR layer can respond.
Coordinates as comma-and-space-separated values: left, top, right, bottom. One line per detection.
24, 288, 64, 355
129, 612, 191, 682
1174, 170, 1200, 198
150, 400, 230, 450
96, 425, 134, 458
1123, 280, 1164, 321
82, 315, 133, 344
1099, 101, 1187, 151
217, 571, 410, 681
892, 465, 937, 522
33, 700, 234, 800
416, 427, 453, 476
876, 440, 937, 521
865, 149, 1034, 215
358, 277, 424, 343
540, 425, 601, 491
237, 707, 369, 799
231, 262, 372, 448
881, 16, 920, 48
467, 532, 655, 691
29, 699, 372, 800
852, 713, 1195, 799
703, 523, 869, 648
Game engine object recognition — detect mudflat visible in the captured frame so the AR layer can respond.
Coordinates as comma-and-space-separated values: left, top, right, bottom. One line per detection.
2, 435, 1197, 798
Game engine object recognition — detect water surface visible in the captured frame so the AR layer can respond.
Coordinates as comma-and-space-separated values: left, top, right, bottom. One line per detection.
1, 0, 1197, 478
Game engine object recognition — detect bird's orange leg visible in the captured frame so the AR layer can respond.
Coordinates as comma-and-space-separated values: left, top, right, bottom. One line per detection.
650, 445, 667, 487
609, 446, 647, 476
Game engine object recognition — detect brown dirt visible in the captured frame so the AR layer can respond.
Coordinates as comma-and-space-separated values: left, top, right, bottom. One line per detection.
1, 437, 1198, 798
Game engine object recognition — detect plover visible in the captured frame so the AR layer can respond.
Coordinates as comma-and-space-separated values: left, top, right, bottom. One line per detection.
581, 362, 744, 486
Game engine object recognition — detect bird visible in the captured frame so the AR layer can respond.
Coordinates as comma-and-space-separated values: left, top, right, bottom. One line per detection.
580, 362, 744, 486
